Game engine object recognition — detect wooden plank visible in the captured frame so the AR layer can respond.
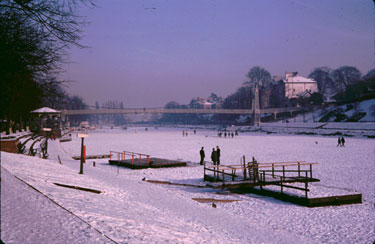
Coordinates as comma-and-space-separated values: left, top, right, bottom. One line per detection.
308, 194, 362, 207
53, 183, 101, 194
231, 187, 362, 207
192, 198, 241, 203
72, 154, 110, 160
273, 183, 310, 191
146, 180, 209, 188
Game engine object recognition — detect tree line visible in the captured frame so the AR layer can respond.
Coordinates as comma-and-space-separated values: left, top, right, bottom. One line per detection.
159, 65, 375, 124
0, 0, 93, 132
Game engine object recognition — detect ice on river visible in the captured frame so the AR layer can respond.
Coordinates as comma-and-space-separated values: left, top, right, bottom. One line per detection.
2, 127, 375, 244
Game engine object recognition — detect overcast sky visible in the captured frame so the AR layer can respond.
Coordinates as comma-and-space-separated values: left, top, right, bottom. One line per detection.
63, 0, 374, 108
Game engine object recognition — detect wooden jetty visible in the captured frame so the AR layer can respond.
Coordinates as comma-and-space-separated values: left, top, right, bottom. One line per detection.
108, 151, 186, 169
204, 158, 362, 207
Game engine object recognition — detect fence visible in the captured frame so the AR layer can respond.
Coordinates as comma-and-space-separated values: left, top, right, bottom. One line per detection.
109, 150, 150, 165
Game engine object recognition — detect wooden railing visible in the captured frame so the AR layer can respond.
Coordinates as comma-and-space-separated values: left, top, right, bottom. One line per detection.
109, 150, 150, 165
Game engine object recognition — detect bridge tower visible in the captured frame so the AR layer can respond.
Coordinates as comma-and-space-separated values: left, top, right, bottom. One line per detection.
251, 85, 261, 126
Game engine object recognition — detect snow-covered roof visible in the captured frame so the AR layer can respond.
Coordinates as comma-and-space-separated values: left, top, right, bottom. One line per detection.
284, 75, 316, 83
30, 107, 60, 113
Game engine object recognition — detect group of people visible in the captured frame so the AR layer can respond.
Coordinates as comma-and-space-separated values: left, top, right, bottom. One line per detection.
337, 137, 346, 147
218, 130, 238, 138
182, 130, 197, 136
199, 146, 221, 165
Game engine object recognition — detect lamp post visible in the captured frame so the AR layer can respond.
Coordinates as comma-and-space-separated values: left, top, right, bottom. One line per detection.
77, 133, 88, 174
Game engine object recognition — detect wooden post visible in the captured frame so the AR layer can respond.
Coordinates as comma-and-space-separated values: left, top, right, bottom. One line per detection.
109, 152, 112, 160
243, 161, 246, 180
139, 154, 141, 164
310, 164, 313, 178
232, 169, 235, 181
280, 176, 283, 193
298, 162, 301, 178
132, 154, 134, 165
147, 155, 150, 165
305, 171, 308, 198
79, 137, 84, 174
272, 163, 274, 178
217, 165, 220, 181
204, 165, 206, 181
282, 165, 285, 181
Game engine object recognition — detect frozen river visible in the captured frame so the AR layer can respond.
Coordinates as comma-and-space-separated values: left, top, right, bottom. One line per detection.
2, 127, 375, 243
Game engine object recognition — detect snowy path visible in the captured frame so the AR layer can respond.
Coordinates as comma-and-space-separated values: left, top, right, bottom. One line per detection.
1, 168, 113, 244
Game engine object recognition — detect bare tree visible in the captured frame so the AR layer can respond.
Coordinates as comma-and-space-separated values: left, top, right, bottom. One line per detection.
243, 66, 272, 88
332, 66, 362, 93
0, 0, 94, 47
308, 66, 334, 100
362, 69, 375, 80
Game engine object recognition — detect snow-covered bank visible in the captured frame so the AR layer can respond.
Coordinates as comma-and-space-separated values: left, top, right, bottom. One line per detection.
2, 128, 375, 243
256, 122, 375, 138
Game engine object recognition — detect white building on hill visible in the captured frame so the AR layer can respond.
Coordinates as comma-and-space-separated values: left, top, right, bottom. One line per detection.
283, 72, 318, 99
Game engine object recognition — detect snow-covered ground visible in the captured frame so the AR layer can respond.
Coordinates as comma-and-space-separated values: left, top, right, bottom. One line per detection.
1, 127, 375, 243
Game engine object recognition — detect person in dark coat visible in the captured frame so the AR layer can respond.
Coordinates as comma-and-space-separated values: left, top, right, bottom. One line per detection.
337, 137, 341, 147
211, 148, 217, 165
200, 147, 205, 165
216, 146, 221, 165
341, 137, 345, 147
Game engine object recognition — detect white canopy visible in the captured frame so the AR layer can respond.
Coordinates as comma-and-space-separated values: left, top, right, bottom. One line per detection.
31, 107, 60, 114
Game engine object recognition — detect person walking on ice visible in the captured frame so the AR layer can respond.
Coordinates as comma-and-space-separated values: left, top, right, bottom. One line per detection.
199, 147, 205, 165
341, 137, 345, 147
216, 146, 221, 165
211, 148, 217, 165
337, 137, 341, 147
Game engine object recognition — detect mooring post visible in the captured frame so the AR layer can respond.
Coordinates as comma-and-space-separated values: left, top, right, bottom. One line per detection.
217, 165, 220, 181
282, 165, 285, 181
272, 163, 274, 178
132, 154, 134, 165
305, 171, 308, 198
109, 151, 112, 160
243, 161, 247, 180
298, 162, 301, 178
310, 164, 313, 178
139, 154, 141, 164
79, 137, 84, 174
147, 155, 150, 165
280, 176, 283, 193
203, 165, 206, 181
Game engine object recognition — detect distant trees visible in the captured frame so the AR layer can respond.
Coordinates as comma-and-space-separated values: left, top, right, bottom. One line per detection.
308, 67, 334, 100
362, 69, 375, 80
331, 66, 362, 93
244, 66, 272, 88
100, 100, 128, 125
307, 65, 375, 104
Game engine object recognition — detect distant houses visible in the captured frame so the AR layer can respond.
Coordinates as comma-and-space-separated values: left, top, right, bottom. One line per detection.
190, 94, 223, 109
283, 72, 318, 99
